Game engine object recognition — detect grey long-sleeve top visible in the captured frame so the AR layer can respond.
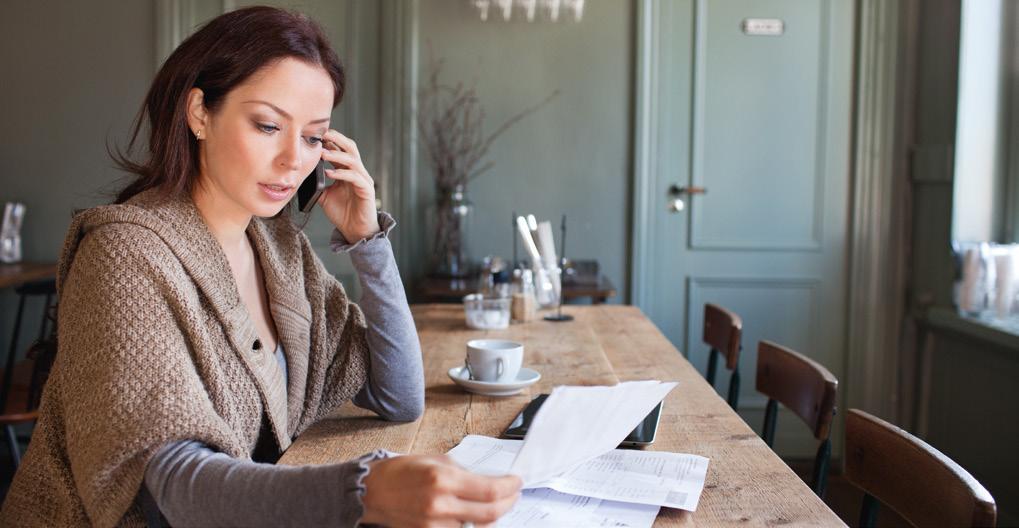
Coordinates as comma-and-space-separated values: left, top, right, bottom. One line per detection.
143, 213, 424, 527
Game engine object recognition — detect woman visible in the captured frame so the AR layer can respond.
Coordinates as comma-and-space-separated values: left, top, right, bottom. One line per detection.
0, 6, 520, 527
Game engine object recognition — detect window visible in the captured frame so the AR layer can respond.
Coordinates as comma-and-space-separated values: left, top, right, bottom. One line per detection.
952, 0, 1010, 243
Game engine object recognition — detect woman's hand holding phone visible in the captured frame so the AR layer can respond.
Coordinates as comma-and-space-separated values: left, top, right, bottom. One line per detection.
317, 129, 380, 242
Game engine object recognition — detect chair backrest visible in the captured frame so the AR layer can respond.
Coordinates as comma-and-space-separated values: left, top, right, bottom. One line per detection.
845, 409, 996, 527
755, 340, 837, 440
703, 303, 742, 370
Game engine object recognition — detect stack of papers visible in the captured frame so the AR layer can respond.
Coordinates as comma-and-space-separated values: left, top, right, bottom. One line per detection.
446, 381, 710, 527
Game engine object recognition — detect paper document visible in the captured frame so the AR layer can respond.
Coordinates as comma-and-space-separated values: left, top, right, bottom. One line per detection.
449, 435, 709, 512
510, 380, 678, 486
449, 435, 663, 527
498, 488, 660, 528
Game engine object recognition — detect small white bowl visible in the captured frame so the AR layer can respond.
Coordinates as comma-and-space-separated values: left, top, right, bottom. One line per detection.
463, 293, 511, 330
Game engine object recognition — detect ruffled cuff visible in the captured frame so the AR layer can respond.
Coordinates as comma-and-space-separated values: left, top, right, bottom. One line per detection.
349, 449, 399, 527
330, 212, 397, 253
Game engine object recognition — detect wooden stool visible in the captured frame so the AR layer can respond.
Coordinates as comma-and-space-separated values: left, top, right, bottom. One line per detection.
1, 278, 57, 468
702, 303, 742, 409
755, 340, 837, 497
845, 409, 996, 527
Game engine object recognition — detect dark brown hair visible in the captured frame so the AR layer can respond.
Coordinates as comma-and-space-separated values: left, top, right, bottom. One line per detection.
112, 6, 345, 204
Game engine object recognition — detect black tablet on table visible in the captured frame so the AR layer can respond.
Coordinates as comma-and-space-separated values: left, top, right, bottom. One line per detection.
501, 393, 664, 448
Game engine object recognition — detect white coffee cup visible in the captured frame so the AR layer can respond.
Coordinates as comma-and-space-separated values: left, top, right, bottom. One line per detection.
465, 339, 523, 383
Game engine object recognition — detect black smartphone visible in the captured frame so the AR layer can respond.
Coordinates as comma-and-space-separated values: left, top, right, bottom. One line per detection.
296, 160, 328, 214
502, 394, 664, 448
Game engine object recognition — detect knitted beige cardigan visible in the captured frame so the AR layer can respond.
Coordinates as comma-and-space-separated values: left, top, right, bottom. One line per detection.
0, 189, 370, 527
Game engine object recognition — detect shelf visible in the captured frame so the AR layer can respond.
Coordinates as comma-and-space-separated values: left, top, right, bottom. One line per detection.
925, 307, 1019, 352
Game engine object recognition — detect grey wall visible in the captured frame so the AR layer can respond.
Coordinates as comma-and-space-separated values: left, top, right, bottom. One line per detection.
413, 0, 634, 301
0, 0, 155, 357
0, 1, 386, 355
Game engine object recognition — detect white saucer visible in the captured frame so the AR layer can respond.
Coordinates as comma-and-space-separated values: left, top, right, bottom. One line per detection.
447, 366, 541, 396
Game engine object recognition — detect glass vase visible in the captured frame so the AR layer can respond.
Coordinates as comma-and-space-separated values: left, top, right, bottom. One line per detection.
432, 184, 473, 278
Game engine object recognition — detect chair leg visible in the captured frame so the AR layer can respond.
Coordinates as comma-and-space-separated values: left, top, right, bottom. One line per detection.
762, 399, 778, 447
5, 424, 21, 468
859, 493, 880, 528
706, 349, 718, 386
2, 292, 28, 413
726, 367, 740, 410
37, 292, 53, 341
810, 437, 831, 497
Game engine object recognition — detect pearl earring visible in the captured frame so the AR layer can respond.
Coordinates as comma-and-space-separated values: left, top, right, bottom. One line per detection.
195, 129, 202, 139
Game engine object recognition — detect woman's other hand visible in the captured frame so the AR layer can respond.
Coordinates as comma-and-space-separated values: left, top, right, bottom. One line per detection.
318, 130, 380, 242
360, 454, 523, 527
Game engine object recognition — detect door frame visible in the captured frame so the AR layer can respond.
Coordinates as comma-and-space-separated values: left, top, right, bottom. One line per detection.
628, 0, 662, 310
844, 0, 914, 423
629, 0, 910, 424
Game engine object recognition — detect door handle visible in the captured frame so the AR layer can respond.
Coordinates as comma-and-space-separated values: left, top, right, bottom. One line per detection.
667, 185, 707, 213
668, 185, 707, 196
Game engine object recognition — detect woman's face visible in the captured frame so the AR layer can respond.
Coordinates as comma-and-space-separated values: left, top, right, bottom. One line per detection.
189, 57, 334, 219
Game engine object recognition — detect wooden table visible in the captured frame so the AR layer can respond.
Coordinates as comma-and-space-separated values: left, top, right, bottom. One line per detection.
417, 274, 617, 304
0, 262, 56, 290
280, 304, 845, 526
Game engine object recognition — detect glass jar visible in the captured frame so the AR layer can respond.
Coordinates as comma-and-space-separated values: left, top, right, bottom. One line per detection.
534, 265, 562, 309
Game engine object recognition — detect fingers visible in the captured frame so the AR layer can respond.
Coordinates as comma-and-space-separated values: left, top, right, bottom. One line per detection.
420, 459, 521, 522
320, 148, 374, 187
449, 471, 523, 503
324, 169, 374, 199
323, 129, 360, 157
444, 491, 521, 525
323, 168, 365, 186
319, 147, 359, 169
419, 490, 520, 525
363, 456, 521, 528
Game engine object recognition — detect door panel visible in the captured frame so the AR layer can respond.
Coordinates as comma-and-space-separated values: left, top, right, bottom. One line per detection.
686, 278, 820, 410
692, 0, 828, 250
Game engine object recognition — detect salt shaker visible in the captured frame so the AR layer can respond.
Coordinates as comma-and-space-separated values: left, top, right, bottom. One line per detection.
512, 269, 538, 322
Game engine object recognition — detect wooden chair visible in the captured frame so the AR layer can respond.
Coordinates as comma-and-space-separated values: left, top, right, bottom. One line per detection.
1, 279, 57, 468
702, 303, 742, 409
845, 409, 996, 527
755, 340, 837, 497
